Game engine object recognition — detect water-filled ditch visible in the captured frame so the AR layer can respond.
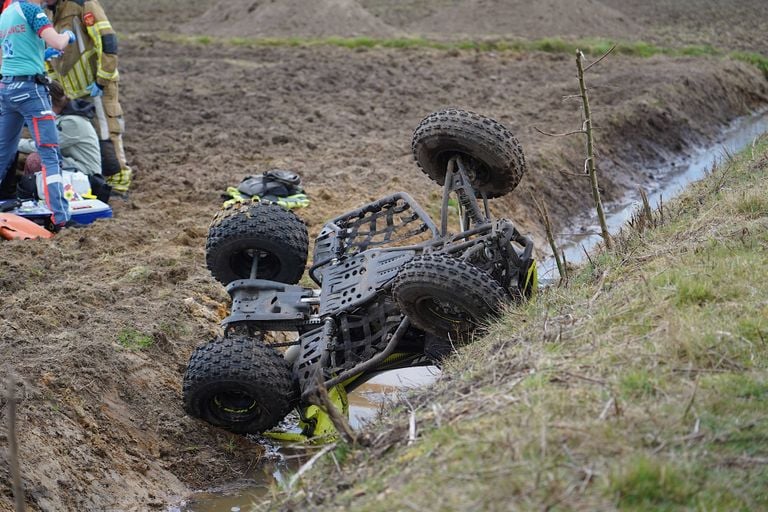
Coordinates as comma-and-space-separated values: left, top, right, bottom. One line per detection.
538, 110, 768, 281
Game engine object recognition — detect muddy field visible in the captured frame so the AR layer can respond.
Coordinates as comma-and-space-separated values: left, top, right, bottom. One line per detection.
1, 1, 768, 510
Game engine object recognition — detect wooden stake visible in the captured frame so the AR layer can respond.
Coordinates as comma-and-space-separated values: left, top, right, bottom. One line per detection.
530, 193, 565, 281
577, 50, 612, 250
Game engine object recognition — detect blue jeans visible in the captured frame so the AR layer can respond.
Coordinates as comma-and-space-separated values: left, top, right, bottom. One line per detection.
0, 78, 70, 225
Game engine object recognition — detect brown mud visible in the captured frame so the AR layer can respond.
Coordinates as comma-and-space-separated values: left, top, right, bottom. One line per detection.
1, 1, 767, 510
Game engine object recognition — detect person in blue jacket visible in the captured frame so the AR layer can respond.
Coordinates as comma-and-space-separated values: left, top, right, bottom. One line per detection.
0, 0, 76, 230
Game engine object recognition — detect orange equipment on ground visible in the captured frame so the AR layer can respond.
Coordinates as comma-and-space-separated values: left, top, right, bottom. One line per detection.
0, 213, 54, 240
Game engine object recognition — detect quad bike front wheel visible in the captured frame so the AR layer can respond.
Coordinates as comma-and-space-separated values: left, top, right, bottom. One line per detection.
206, 201, 309, 285
392, 254, 509, 340
183, 335, 295, 434
412, 108, 526, 198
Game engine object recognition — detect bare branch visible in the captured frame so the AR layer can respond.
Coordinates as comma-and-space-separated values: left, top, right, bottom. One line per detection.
531, 192, 565, 281
560, 249, 569, 283
639, 188, 655, 229
588, 270, 609, 308
583, 44, 617, 72
309, 375, 362, 446
558, 169, 590, 179
577, 50, 612, 249
408, 410, 417, 446
534, 126, 586, 138
287, 443, 337, 491
598, 397, 614, 421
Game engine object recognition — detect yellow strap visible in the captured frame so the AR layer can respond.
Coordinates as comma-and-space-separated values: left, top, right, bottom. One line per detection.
525, 260, 538, 296
263, 431, 309, 443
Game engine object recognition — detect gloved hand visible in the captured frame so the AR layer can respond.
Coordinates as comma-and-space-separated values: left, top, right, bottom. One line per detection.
62, 30, 76, 45
44, 47, 63, 61
86, 82, 103, 97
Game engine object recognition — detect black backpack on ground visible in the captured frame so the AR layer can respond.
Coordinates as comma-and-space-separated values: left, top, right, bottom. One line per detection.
237, 169, 303, 198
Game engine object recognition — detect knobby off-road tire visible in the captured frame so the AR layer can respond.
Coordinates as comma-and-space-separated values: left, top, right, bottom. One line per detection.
412, 109, 526, 198
206, 201, 309, 285
183, 335, 295, 434
392, 254, 509, 340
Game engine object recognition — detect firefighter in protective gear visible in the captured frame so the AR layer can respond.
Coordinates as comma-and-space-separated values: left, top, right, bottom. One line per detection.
44, 0, 131, 195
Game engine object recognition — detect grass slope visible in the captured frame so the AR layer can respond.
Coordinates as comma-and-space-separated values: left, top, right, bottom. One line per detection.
265, 135, 768, 510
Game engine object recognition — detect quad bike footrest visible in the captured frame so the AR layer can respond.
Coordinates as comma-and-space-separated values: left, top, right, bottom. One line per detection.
223, 279, 313, 326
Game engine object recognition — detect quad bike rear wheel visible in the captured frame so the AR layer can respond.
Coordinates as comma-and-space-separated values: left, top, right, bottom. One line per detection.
412, 109, 526, 198
392, 254, 509, 340
206, 201, 309, 285
183, 335, 295, 434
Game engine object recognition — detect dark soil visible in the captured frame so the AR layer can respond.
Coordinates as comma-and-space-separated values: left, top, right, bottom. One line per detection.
601, 0, 768, 53
1, 1, 767, 510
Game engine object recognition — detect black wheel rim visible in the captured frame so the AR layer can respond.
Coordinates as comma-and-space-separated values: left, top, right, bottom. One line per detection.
414, 295, 473, 326
210, 388, 264, 424
230, 249, 281, 280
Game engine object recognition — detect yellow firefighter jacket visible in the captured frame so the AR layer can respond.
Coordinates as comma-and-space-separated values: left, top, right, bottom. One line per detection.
46, 0, 118, 99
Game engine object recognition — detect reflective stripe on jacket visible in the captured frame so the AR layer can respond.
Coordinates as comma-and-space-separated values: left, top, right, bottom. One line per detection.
46, 0, 118, 99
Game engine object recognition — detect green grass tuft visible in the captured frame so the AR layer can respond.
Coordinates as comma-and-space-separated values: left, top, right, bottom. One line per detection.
533, 37, 575, 54
731, 51, 768, 78
610, 457, 695, 509
117, 328, 154, 350
619, 369, 657, 399
670, 272, 717, 306
734, 190, 768, 218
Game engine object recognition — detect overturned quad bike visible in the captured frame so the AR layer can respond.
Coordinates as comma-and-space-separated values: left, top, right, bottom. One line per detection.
183, 109, 537, 440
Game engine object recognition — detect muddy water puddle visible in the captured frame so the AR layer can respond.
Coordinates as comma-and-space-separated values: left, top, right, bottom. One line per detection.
538, 110, 768, 280
170, 367, 439, 512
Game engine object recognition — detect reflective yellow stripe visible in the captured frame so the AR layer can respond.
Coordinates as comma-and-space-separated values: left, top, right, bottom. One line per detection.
85, 24, 107, 85
75, 59, 93, 85
97, 68, 118, 80
60, 50, 98, 98
93, 21, 112, 32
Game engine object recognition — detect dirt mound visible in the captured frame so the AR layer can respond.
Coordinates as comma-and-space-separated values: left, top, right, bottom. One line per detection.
362, 0, 641, 39
182, 0, 396, 39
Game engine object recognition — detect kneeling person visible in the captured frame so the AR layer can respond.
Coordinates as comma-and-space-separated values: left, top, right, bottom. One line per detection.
21, 80, 101, 178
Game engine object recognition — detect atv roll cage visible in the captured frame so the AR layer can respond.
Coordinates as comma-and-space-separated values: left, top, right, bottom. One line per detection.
221, 155, 533, 402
